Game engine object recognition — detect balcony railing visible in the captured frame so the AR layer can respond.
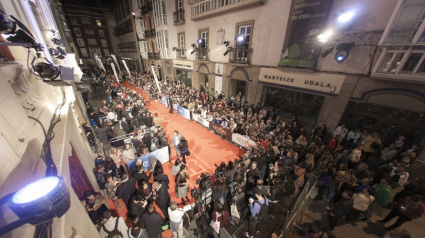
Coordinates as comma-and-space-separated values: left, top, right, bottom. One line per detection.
229, 47, 252, 64
145, 30, 150, 38
196, 48, 209, 61
189, 0, 265, 21
176, 49, 186, 58
150, 29, 156, 38
148, 52, 160, 60
173, 9, 185, 26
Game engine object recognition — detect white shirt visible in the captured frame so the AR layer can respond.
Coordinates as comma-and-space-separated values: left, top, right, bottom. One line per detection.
99, 217, 129, 238
168, 207, 185, 228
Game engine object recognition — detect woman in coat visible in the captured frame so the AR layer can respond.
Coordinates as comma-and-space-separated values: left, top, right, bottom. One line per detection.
178, 137, 189, 164
176, 165, 190, 205
362, 132, 382, 162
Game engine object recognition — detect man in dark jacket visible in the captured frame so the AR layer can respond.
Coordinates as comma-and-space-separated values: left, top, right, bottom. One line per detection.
89, 111, 101, 127
145, 113, 153, 127
129, 193, 148, 218
142, 203, 164, 238
116, 173, 137, 210
154, 168, 170, 189
134, 165, 153, 184
153, 181, 170, 220
120, 117, 130, 134
168, 95, 174, 113
328, 190, 354, 230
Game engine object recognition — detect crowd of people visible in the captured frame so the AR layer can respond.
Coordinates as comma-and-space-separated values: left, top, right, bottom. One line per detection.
78, 63, 424, 238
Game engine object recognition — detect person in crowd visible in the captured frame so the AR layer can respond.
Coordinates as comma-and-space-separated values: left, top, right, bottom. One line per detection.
129, 193, 148, 219
354, 177, 372, 194
105, 174, 124, 211
244, 187, 268, 238
374, 143, 398, 168
176, 165, 191, 205
120, 117, 130, 134
168, 201, 185, 238
138, 179, 153, 203
212, 177, 227, 204
172, 158, 183, 176
327, 190, 354, 230
134, 165, 153, 184
178, 136, 189, 164
367, 176, 393, 220
267, 176, 284, 220
153, 113, 161, 127
110, 147, 123, 169
116, 173, 137, 210
122, 143, 135, 172
230, 184, 247, 225
313, 168, 332, 201
172, 130, 182, 158
211, 201, 229, 237
99, 210, 129, 238
81, 190, 109, 225
153, 181, 170, 220
291, 162, 307, 197
150, 156, 163, 174
345, 128, 361, 150
128, 217, 148, 238
352, 163, 371, 180
95, 164, 107, 190
333, 124, 348, 143
141, 204, 165, 238
378, 195, 425, 231
154, 167, 170, 188
393, 176, 425, 203
390, 164, 409, 186
345, 188, 374, 222
348, 144, 363, 169
362, 132, 382, 162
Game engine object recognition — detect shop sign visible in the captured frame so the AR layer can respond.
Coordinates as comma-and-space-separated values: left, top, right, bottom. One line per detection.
174, 60, 193, 70
259, 67, 344, 94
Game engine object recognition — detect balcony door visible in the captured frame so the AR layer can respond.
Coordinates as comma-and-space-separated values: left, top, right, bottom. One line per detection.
69, 144, 94, 200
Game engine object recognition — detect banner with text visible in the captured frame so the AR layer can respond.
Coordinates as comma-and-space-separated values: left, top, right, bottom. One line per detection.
209, 122, 232, 140
127, 147, 170, 172
177, 106, 191, 120
193, 114, 210, 128
232, 133, 257, 149
278, 0, 334, 68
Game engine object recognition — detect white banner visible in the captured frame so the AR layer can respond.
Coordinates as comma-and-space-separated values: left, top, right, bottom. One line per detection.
111, 54, 121, 73
151, 65, 161, 93
215, 75, 222, 94
95, 57, 106, 72
111, 63, 119, 83
193, 114, 210, 127
232, 133, 257, 149
122, 60, 132, 78
150, 146, 170, 164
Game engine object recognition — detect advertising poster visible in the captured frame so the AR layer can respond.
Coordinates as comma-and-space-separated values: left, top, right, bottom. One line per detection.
177, 106, 191, 120
278, 0, 334, 68
127, 147, 170, 172
209, 122, 232, 140
193, 114, 210, 127
232, 133, 257, 149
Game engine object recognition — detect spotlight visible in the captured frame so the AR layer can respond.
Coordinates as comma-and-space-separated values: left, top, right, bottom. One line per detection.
191, 50, 195, 55
337, 11, 355, 23
321, 47, 334, 58
0, 14, 17, 35
132, 12, 136, 16
236, 34, 245, 44
334, 42, 354, 63
197, 38, 205, 48
0, 176, 70, 236
317, 30, 332, 43
51, 37, 63, 46
172, 47, 177, 51
223, 47, 232, 56
224, 41, 229, 47
191, 43, 196, 48
49, 47, 59, 57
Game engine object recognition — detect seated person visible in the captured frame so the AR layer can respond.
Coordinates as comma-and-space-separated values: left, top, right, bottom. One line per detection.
80, 190, 109, 224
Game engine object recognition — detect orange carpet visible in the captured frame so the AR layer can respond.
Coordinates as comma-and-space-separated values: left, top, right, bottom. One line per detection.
107, 82, 243, 237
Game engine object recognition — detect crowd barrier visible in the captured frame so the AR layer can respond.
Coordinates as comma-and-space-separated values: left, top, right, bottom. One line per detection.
158, 95, 256, 149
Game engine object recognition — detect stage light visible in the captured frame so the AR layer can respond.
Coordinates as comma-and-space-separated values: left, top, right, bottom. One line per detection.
334, 42, 354, 63
321, 47, 334, 58
191, 50, 195, 54
223, 47, 232, 56
191, 43, 196, 48
338, 11, 355, 23
33, 62, 60, 79
197, 38, 205, 48
49, 47, 59, 57
224, 41, 229, 47
0, 176, 70, 236
0, 14, 17, 35
172, 47, 177, 51
50, 47, 66, 59
132, 12, 136, 16
236, 35, 244, 43
51, 37, 63, 46
317, 30, 332, 43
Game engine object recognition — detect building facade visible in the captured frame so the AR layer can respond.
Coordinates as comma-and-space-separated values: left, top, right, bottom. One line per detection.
136, 0, 425, 145
63, 0, 116, 63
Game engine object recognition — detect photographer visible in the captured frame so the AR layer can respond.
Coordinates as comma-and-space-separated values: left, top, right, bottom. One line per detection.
230, 184, 247, 226
212, 177, 227, 204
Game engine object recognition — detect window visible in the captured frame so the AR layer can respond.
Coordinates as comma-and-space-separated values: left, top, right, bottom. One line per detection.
65, 31, 71, 38
114, 19, 134, 37
90, 48, 100, 55
238, 25, 251, 49
77, 38, 85, 47
70, 17, 77, 24
178, 32, 185, 56
101, 39, 108, 48
199, 29, 208, 48
88, 39, 97, 45
117, 41, 137, 52
96, 20, 102, 27
81, 18, 91, 24
153, 0, 167, 27
103, 49, 110, 56
84, 29, 94, 35
178, 0, 183, 10
74, 28, 82, 37
98, 30, 105, 38
80, 48, 88, 57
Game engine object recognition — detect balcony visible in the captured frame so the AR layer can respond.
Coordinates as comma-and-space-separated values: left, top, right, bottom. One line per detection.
148, 52, 160, 60
150, 29, 156, 38
196, 48, 209, 61
189, 0, 265, 21
173, 9, 185, 26
175, 49, 186, 58
142, 2, 153, 14
228, 47, 252, 64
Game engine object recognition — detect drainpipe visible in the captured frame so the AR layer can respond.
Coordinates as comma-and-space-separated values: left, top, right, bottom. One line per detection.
19, 0, 54, 63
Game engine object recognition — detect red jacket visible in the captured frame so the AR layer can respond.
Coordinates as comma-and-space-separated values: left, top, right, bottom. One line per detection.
398, 197, 425, 219
260, 139, 268, 151
327, 138, 339, 151
212, 210, 229, 228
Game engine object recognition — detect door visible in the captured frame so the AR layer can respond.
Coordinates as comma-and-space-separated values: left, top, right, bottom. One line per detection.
236, 80, 246, 97
69, 143, 94, 200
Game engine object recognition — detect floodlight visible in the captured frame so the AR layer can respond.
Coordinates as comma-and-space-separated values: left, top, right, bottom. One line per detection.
51, 37, 63, 46
191, 50, 195, 54
236, 35, 244, 43
191, 43, 196, 48
334, 42, 354, 62
321, 47, 334, 58
132, 12, 136, 16
197, 38, 205, 48
317, 30, 332, 43
2, 15, 37, 44
172, 47, 177, 51
224, 41, 229, 47
0, 176, 70, 236
0, 14, 16, 35
338, 11, 355, 23
223, 47, 232, 56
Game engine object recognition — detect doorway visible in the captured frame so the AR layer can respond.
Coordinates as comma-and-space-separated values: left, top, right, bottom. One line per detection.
69, 143, 94, 200
229, 79, 247, 97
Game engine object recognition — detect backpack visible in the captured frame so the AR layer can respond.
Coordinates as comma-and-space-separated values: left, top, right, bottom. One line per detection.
103, 218, 123, 238
254, 199, 269, 221
150, 137, 159, 151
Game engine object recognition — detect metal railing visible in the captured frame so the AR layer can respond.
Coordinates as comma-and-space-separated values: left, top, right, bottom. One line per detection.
144, 30, 151, 38
280, 160, 329, 237
173, 9, 185, 25
148, 52, 160, 60
150, 29, 156, 38
196, 48, 208, 61
176, 49, 186, 58
229, 47, 252, 64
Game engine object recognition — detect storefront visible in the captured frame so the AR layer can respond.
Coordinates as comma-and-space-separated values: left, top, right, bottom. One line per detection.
259, 67, 345, 130
174, 60, 193, 87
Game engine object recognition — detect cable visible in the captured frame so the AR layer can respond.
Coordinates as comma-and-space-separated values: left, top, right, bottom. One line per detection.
28, 116, 47, 141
